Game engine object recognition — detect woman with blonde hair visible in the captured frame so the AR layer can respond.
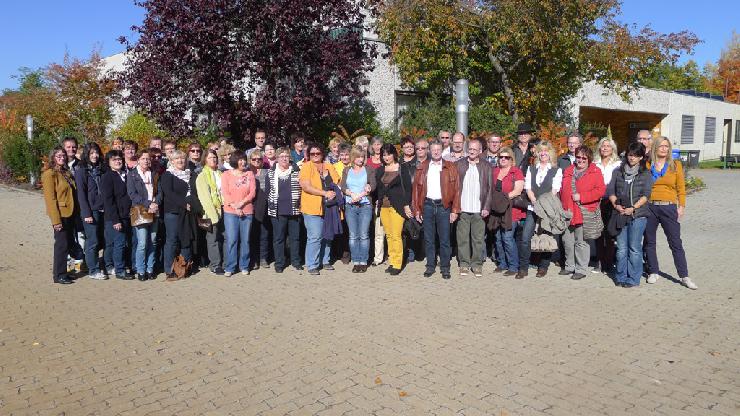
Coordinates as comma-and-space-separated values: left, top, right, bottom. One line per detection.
326, 137, 344, 164
519, 140, 563, 277
593, 137, 621, 274
644, 137, 695, 289
492, 146, 526, 277
217, 144, 236, 171
340, 145, 377, 272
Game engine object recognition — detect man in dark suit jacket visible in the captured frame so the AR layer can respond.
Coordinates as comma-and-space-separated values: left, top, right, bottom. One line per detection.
558, 133, 583, 170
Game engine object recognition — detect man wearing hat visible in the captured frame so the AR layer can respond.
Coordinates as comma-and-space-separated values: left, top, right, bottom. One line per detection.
512, 123, 536, 172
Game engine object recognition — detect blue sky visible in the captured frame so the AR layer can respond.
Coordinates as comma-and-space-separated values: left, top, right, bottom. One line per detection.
0, 0, 736, 91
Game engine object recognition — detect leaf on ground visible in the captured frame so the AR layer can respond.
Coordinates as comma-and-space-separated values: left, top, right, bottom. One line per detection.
398, 391, 407, 397
32, 342, 39, 346
709, 351, 721, 356
375, 377, 382, 385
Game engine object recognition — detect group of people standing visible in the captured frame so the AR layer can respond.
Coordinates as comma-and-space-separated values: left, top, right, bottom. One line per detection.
42, 125, 695, 290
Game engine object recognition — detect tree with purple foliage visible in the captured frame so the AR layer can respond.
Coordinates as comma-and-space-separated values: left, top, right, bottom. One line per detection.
118, 0, 376, 145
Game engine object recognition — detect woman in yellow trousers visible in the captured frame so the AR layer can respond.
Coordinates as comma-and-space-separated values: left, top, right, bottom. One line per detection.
374, 144, 413, 275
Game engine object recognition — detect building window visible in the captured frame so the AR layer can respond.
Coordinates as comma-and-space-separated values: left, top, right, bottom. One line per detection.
681, 115, 694, 145
736, 120, 740, 143
704, 117, 716, 144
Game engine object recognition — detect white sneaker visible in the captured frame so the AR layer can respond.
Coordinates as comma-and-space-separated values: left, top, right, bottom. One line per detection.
88, 271, 108, 280
647, 273, 659, 284
224, 271, 233, 277
460, 268, 469, 276
241, 270, 250, 276
682, 277, 698, 290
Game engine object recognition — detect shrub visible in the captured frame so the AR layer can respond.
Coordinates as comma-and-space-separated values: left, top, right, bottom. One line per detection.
400, 98, 515, 137
0, 130, 57, 182
111, 112, 166, 149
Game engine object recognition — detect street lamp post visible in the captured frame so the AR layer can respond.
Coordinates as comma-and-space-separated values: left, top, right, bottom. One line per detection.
26, 115, 36, 185
455, 79, 469, 137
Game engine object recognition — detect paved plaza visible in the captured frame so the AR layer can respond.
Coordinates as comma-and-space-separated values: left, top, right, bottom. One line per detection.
1, 170, 739, 416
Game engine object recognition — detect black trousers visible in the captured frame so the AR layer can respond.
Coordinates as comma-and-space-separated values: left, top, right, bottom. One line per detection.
53, 216, 77, 281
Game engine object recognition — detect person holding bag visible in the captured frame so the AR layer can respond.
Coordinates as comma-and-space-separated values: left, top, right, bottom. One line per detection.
375, 144, 412, 276
608, 142, 653, 288
490, 147, 525, 278
127, 149, 160, 281
196, 149, 225, 275
519, 141, 563, 278
560, 145, 605, 280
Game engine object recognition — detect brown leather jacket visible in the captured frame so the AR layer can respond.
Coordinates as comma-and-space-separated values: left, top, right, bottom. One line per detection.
411, 159, 461, 216
455, 158, 493, 213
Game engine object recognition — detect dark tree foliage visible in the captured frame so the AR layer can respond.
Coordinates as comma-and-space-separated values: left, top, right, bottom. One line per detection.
119, 0, 376, 144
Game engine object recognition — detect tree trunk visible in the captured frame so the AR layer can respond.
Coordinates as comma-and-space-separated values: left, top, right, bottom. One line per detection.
486, 47, 519, 124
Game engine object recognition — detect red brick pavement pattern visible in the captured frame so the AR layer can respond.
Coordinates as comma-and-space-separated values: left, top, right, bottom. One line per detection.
0, 170, 739, 415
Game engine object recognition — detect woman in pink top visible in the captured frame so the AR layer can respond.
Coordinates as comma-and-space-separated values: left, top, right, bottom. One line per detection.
221, 152, 256, 276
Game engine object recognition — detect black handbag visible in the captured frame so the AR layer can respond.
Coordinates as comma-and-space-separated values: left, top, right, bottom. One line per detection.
403, 217, 422, 240
511, 194, 530, 210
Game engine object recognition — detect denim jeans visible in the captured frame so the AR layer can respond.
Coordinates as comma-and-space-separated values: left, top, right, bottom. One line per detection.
345, 204, 373, 265
615, 216, 647, 286
134, 221, 158, 274
271, 215, 302, 270
223, 213, 253, 273
303, 214, 331, 270
495, 220, 520, 272
82, 210, 103, 274
104, 219, 130, 275
518, 211, 553, 271
423, 199, 451, 272
163, 212, 192, 274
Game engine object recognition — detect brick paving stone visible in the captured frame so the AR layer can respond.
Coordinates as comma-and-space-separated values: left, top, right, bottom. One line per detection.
0, 170, 739, 415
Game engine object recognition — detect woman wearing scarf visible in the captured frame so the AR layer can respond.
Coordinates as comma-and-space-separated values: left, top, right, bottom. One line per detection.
608, 142, 653, 288
196, 149, 225, 275
560, 145, 606, 280
74, 142, 109, 280
160, 150, 198, 281
221, 152, 256, 276
644, 137, 696, 289
266, 147, 303, 273
43, 146, 81, 284
127, 149, 160, 281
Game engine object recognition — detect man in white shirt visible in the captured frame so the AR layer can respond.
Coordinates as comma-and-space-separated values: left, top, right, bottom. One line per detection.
411, 140, 461, 279
454, 140, 492, 277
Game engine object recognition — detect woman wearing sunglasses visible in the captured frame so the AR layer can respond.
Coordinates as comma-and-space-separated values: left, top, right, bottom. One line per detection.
491, 147, 525, 277
299, 143, 340, 275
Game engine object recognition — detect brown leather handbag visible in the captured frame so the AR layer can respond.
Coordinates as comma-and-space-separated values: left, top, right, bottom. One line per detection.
130, 205, 155, 227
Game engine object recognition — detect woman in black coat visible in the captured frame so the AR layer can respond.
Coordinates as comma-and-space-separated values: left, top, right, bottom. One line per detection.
160, 150, 199, 280
101, 150, 133, 280
74, 142, 109, 280
374, 144, 412, 275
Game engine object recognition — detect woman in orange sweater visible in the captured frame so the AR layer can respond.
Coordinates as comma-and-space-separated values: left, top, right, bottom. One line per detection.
644, 137, 696, 289
221, 152, 256, 277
